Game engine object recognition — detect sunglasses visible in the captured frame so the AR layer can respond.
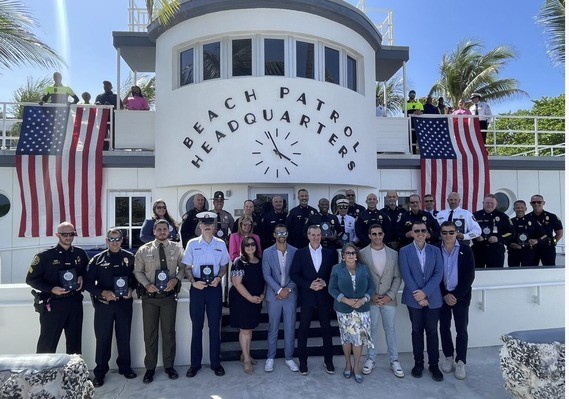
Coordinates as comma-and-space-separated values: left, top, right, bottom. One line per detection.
244, 242, 257, 247
337, 206, 348, 209
346, 194, 355, 197
424, 200, 434, 202
59, 232, 76, 237
155, 206, 166, 210
441, 231, 456, 235
344, 251, 357, 256
413, 229, 427, 234
370, 232, 384, 236
275, 231, 288, 237
530, 201, 543, 205
107, 236, 122, 242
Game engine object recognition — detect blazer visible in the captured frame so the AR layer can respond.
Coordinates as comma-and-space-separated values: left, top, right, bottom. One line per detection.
290, 246, 337, 307
359, 245, 401, 306
262, 244, 298, 303
328, 262, 375, 313
399, 242, 443, 309
438, 242, 476, 305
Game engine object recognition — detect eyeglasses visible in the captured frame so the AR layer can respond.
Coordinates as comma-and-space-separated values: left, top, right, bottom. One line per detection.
413, 229, 427, 234
370, 232, 384, 236
275, 231, 288, 237
441, 231, 456, 235
59, 232, 76, 237
344, 251, 357, 256
244, 242, 257, 247
155, 206, 166, 210
107, 236, 122, 242
530, 201, 543, 205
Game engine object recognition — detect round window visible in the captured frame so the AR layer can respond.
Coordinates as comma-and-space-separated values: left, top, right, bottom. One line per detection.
495, 191, 512, 214
183, 193, 209, 214
0, 194, 10, 218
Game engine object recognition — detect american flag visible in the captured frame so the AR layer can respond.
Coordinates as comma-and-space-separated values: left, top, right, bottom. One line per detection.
415, 115, 489, 212
16, 105, 109, 237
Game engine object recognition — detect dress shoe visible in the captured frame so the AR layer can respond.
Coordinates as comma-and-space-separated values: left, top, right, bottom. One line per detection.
143, 369, 155, 384
212, 365, 225, 376
119, 369, 137, 379
429, 365, 444, 381
92, 377, 104, 387
186, 366, 200, 378
411, 364, 424, 378
165, 367, 179, 380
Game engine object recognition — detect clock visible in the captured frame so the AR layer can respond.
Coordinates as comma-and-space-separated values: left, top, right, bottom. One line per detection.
252, 128, 302, 178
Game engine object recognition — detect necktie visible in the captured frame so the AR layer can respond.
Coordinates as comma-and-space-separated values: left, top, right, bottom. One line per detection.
341, 216, 345, 227
447, 210, 454, 222
475, 104, 479, 115
217, 212, 222, 233
158, 243, 168, 270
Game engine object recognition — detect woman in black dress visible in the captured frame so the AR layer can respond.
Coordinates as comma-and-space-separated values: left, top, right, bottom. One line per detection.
229, 237, 265, 374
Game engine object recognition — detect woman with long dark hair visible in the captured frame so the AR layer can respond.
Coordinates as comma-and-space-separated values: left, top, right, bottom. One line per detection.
140, 199, 179, 243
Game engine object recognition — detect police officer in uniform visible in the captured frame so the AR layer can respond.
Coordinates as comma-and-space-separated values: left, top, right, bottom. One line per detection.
345, 189, 365, 219
336, 198, 357, 247
356, 193, 389, 248
84, 229, 137, 387
260, 196, 288, 249
305, 198, 343, 249
508, 200, 547, 267
287, 189, 318, 249
436, 192, 482, 244
381, 191, 406, 249
527, 194, 564, 266
398, 194, 440, 248
183, 212, 230, 378
211, 191, 235, 244
472, 194, 514, 268
180, 193, 208, 248
26, 222, 89, 354
423, 194, 439, 218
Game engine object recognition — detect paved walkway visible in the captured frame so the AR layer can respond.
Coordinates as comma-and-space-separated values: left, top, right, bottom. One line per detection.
93, 346, 512, 399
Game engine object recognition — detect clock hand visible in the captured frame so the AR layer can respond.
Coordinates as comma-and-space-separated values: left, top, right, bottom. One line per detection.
277, 151, 292, 162
265, 131, 282, 158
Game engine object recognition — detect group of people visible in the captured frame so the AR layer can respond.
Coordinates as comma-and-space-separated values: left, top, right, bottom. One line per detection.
40, 71, 150, 111
24, 188, 562, 387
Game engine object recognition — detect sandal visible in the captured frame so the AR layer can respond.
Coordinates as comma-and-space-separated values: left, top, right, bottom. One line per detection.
243, 361, 253, 374
354, 373, 363, 383
343, 369, 352, 379
240, 354, 258, 365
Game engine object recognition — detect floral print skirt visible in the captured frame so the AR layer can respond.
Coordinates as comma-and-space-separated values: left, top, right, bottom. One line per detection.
336, 310, 374, 348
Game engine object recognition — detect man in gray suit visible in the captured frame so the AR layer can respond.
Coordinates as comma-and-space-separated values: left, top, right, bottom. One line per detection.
359, 224, 404, 378
262, 224, 299, 373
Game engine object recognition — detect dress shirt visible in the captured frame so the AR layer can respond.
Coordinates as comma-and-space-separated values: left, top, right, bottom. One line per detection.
470, 101, 492, 121
436, 207, 482, 240
309, 245, 323, 273
413, 242, 427, 272
183, 235, 230, 278
441, 241, 460, 291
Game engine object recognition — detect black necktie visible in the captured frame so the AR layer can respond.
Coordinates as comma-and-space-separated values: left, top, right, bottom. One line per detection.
158, 243, 168, 270
447, 210, 454, 222
475, 104, 479, 115
341, 216, 345, 227
216, 212, 222, 232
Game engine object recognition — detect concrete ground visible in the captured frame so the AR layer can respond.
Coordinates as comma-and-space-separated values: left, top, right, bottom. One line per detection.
92, 346, 512, 399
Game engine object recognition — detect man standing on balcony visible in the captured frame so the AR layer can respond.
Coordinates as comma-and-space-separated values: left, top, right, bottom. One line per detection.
40, 72, 79, 105
527, 195, 563, 266
95, 80, 123, 110
469, 93, 492, 143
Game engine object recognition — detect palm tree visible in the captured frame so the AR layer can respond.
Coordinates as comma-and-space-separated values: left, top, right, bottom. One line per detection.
0, 0, 64, 71
376, 75, 404, 116
429, 39, 527, 108
145, 0, 180, 26
535, 0, 565, 68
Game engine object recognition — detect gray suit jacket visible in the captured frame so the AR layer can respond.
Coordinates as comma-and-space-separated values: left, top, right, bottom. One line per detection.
262, 244, 298, 303
359, 244, 401, 306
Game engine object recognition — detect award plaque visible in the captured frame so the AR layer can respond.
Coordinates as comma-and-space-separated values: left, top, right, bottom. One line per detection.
155, 270, 169, 292
452, 219, 465, 234
482, 226, 491, 238
320, 222, 332, 238
59, 269, 79, 291
518, 233, 528, 247
200, 264, 214, 284
217, 229, 225, 238
114, 276, 129, 297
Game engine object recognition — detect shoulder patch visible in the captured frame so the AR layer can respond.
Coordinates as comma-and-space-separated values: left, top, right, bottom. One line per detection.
31, 255, 40, 266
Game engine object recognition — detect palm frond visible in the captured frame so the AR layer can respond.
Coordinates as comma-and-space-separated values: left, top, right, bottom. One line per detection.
535, 0, 565, 67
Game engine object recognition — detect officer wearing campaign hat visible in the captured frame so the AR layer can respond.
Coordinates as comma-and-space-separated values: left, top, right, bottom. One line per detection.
469, 92, 492, 142
211, 191, 234, 243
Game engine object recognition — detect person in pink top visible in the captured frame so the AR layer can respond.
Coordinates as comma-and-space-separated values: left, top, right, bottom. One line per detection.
123, 85, 150, 110
229, 216, 262, 261
452, 100, 472, 115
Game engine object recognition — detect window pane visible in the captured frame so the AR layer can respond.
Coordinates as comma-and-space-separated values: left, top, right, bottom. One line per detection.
131, 228, 143, 248
203, 42, 221, 80
132, 196, 146, 226
180, 48, 194, 86
232, 39, 252, 77
347, 55, 357, 91
324, 47, 339, 84
296, 41, 314, 79
265, 39, 285, 76
115, 197, 129, 226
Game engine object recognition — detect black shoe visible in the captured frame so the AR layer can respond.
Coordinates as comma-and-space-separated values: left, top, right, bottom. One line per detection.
324, 362, 335, 374
92, 377, 104, 387
212, 365, 225, 376
165, 367, 179, 380
119, 369, 137, 379
299, 364, 309, 376
143, 369, 155, 384
429, 365, 444, 381
186, 366, 200, 378
411, 364, 424, 378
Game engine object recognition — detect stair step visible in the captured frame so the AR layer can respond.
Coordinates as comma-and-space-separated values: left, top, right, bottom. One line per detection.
220, 337, 344, 361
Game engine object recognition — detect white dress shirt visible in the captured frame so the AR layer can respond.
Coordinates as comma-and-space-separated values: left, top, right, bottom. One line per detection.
309, 245, 322, 273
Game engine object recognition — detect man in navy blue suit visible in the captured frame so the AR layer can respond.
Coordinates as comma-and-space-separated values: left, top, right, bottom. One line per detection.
291, 225, 338, 376
399, 221, 444, 381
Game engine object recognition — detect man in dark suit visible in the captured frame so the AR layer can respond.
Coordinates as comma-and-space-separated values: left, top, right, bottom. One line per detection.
438, 221, 475, 380
291, 225, 338, 375
399, 221, 444, 382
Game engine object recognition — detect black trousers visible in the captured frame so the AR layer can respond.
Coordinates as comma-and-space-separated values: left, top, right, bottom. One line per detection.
407, 306, 440, 366
297, 296, 334, 366
507, 247, 536, 267
479, 120, 488, 143
141, 295, 177, 370
439, 301, 470, 363
534, 244, 557, 266
473, 244, 505, 268
37, 295, 83, 354
190, 285, 222, 368
93, 299, 133, 378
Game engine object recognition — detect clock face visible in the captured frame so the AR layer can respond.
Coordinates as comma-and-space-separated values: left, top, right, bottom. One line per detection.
252, 128, 302, 178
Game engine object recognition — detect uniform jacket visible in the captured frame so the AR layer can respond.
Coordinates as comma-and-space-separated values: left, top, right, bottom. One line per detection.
84, 248, 136, 297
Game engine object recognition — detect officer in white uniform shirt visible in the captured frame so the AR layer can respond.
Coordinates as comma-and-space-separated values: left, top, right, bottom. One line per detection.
469, 93, 492, 142
336, 198, 357, 246
436, 192, 481, 242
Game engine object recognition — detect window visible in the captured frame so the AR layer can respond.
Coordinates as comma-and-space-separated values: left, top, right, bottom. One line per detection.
180, 48, 194, 86
347, 55, 357, 91
324, 47, 340, 84
0, 193, 10, 218
109, 192, 151, 249
264, 39, 285, 76
296, 41, 314, 79
203, 42, 221, 80
232, 39, 252, 77
495, 191, 512, 214
183, 193, 210, 214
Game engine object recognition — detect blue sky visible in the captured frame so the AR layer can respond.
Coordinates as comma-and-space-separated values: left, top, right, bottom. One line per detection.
0, 0, 564, 114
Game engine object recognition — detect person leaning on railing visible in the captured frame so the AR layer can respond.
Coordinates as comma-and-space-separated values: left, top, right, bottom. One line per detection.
39, 72, 80, 105
123, 85, 150, 110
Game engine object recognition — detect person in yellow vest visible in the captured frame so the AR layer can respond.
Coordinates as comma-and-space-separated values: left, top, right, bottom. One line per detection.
40, 72, 79, 105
